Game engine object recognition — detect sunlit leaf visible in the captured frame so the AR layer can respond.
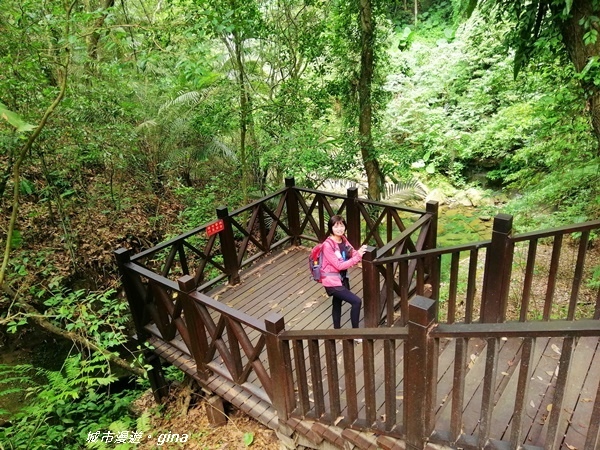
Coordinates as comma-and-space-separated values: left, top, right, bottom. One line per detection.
0, 102, 36, 131
243, 432, 254, 446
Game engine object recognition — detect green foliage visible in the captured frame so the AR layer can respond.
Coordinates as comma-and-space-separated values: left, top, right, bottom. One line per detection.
0, 355, 141, 450
382, 1, 599, 222
38, 284, 131, 351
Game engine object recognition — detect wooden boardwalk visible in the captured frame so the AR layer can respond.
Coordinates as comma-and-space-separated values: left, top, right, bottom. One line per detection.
144, 247, 600, 450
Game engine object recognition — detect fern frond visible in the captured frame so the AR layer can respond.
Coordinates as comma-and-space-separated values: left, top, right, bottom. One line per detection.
135, 120, 158, 131
382, 179, 428, 203
0, 387, 26, 398
160, 91, 203, 113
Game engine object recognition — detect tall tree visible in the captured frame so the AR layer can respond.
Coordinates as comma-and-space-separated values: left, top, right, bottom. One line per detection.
358, 0, 385, 200
0, 0, 76, 289
466, 0, 600, 153
329, 0, 387, 200
191, 0, 265, 199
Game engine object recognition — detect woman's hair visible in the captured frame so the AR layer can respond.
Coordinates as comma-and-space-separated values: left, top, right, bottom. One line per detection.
327, 215, 347, 236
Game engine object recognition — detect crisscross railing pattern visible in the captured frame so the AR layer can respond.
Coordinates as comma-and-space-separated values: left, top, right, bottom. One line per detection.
174, 276, 276, 401
292, 186, 434, 250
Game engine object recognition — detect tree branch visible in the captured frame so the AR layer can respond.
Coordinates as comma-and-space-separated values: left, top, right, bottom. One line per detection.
2, 284, 145, 377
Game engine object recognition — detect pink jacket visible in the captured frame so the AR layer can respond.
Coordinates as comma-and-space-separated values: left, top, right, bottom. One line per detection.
320, 236, 363, 288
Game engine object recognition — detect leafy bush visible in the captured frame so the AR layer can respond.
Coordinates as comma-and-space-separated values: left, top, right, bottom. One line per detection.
0, 354, 141, 450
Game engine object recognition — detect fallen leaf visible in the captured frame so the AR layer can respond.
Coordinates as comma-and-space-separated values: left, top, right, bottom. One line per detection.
547, 404, 552, 412
565, 444, 577, 449
501, 372, 509, 376
551, 344, 561, 355
530, 401, 536, 408
334, 416, 344, 426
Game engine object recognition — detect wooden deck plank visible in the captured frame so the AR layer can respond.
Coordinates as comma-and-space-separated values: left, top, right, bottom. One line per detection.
469, 337, 523, 438
523, 337, 563, 446
461, 338, 512, 436
562, 336, 600, 450
545, 336, 593, 448
488, 339, 526, 441
435, 337, 487, 435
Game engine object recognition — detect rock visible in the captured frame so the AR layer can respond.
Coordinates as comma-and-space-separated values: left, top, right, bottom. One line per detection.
453, 191, 473, 207
425, 188, 448, 205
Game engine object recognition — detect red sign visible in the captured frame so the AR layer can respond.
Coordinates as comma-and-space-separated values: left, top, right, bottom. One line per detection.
206, 219, 225, 236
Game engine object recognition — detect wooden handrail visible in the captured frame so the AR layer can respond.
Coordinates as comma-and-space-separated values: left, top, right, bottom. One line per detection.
376, 212, 433, 257
511, 218, 600, 242
373, 239, 491, 265
279, 327, 409, 340
433, 319, 600, 338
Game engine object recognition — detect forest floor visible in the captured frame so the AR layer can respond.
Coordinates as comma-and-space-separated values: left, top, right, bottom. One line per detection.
133, 382, 281, 449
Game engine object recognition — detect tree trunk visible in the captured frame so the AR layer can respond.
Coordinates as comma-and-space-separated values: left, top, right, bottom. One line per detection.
554, 0, 600, 153
225, 30, 258, 200
87, 0, 116, 61
359, 0, 384, 200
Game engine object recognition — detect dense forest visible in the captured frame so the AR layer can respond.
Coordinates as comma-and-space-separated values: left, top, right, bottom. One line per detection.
1, 0, 599, 448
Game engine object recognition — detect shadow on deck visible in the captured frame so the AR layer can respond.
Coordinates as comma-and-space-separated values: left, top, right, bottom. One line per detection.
143, 247, 600, 450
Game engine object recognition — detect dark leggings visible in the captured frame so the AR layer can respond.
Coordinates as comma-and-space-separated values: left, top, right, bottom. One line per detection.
325, 280, 362, 329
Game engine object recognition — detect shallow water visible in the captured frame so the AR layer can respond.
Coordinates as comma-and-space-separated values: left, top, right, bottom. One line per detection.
437, 205, 495, 247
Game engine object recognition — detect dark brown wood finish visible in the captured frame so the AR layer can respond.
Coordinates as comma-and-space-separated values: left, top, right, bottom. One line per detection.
116, 182, 600, 449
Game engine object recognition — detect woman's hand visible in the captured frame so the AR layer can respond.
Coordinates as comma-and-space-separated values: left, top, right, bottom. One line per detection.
358, 245, 368, 256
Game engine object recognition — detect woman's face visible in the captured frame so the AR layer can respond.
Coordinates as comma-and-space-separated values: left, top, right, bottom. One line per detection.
332, 221, 346, 237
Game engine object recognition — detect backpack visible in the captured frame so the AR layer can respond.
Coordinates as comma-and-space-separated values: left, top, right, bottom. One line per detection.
308, 242, 326, 282
308, 238, 344, 282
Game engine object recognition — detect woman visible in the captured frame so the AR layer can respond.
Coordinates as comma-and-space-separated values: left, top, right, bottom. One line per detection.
320, 215, 368, 329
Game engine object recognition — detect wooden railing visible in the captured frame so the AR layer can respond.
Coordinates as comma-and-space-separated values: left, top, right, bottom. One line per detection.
125, 178, 433, 292
427, 319, 600, 450
116, 177, 600, 449
354, 216, 600, 448
276, 328, 409, 436
366, 215, 600, 326
114, 178, 434, 411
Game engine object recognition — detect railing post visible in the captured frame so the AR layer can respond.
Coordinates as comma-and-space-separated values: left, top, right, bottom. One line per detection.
264, 312, 289, 422
114, 247, 148, 337
405, 296, 438, 449
144, 350, 169, 402
425, 200, 438, 267
285, 177, 301, 246
362, 246, 380, 327
424, 201, 439, 252
216, 206, 240, 285
423, 201, 439, 301
115, 247, 168, 402
346, 186, 361, 248
481, 214, 514, 323
177, 275, 210, 379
